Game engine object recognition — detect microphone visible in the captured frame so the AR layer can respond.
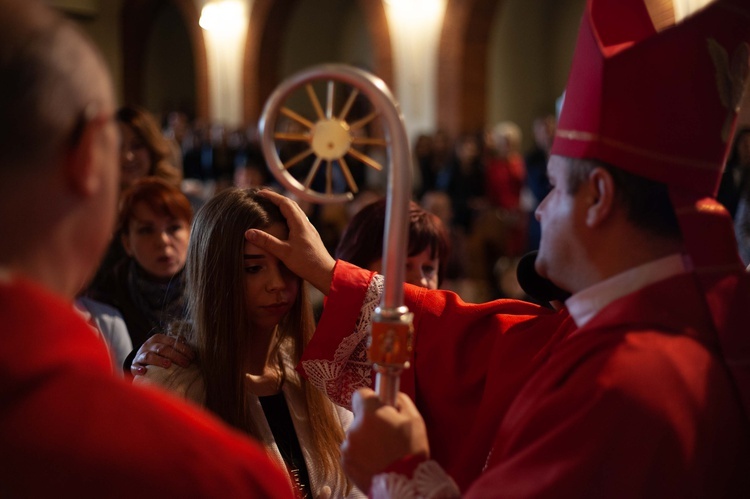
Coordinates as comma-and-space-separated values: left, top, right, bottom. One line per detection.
516, 251, 571, 304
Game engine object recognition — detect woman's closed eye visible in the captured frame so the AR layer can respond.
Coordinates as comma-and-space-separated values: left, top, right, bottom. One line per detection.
244, 264, 263, 274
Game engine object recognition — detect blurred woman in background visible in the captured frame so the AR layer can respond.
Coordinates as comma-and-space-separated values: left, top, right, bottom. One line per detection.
335, 198, 450, 290
117, 105, 182, 192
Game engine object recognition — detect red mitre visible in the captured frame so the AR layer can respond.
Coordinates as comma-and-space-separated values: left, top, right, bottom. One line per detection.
553, 0, 750, 196
553, 0, 750, 419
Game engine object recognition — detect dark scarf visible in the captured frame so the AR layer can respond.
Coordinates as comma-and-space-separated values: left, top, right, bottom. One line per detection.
126, 259, 186, 332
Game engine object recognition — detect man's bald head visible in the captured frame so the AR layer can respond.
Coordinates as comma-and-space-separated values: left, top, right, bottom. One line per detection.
0, 0, 120, 297
0, 0, 114, 175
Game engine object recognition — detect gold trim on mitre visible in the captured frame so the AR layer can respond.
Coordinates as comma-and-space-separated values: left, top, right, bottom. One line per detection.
556, 129, 721, 172
675, 200, 728, 215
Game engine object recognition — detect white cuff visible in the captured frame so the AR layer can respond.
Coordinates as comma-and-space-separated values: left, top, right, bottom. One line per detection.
370, 460, 460, 499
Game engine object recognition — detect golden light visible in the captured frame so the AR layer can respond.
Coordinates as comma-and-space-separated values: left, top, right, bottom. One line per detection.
199, 0, 249, 127
383, 0, 446, 139
199, 0, 246, 33
384, 0, 443, 23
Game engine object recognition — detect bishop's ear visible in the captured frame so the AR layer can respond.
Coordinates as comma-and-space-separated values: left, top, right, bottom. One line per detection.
585, 166, 616, 228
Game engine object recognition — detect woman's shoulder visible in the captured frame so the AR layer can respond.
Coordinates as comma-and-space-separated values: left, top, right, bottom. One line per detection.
134, 363, 205, 405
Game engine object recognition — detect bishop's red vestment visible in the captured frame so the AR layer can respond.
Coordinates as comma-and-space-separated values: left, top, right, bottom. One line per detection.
300, 261, 748, 497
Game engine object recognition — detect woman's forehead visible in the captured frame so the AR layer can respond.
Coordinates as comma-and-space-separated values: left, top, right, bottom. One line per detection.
243, 222, 288, 254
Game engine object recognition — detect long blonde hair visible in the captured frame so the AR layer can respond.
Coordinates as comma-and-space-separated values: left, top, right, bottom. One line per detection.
185, 187, 345, 486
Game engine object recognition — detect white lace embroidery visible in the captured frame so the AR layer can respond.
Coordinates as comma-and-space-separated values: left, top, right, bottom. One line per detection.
371, 473, 416, 499
302, 274, 384, 409
370, 461, 461, 499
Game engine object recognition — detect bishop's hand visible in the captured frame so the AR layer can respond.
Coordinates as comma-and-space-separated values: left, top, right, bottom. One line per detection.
341, 388, 430, 492
245, 189, 336, 295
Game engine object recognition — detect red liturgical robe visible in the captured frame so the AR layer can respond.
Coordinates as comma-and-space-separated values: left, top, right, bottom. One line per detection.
300, 261, 748, 497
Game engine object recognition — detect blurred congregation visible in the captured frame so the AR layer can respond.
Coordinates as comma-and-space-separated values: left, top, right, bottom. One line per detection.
114, 106, 561, 303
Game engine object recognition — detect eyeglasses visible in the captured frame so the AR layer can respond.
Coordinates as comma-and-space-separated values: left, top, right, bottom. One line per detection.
68, 103, 113, 148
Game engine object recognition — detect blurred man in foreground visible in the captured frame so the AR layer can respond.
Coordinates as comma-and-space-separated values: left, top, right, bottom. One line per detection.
0, 1, 292, 496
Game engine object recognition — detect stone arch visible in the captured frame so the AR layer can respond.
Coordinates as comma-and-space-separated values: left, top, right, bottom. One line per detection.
121, 0, 209, 120
356, 0, 394, 86
437, 0, 502, 139
243, 0, 393, 125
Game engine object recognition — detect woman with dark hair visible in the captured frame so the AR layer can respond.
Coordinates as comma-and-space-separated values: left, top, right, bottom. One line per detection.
116, 105, 182, 192
95, 178, 192, 367
134, 188, 359, 498
335, 198, 450, 290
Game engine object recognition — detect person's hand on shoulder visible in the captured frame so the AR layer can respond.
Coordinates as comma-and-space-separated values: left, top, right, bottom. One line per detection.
130, 333, 195, 376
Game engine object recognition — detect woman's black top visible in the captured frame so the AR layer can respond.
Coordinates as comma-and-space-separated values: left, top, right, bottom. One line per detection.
259, 392, 312, 499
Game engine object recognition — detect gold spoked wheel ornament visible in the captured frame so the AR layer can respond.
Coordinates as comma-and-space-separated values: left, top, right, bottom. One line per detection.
259, 64, 408, 204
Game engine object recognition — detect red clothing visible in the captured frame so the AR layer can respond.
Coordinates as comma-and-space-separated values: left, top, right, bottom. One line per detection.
301, 261, 748, 497
484, 154, 525, 211
0, 274, 294, 498
484, 154, 527, 255
302, 262, 574, 489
